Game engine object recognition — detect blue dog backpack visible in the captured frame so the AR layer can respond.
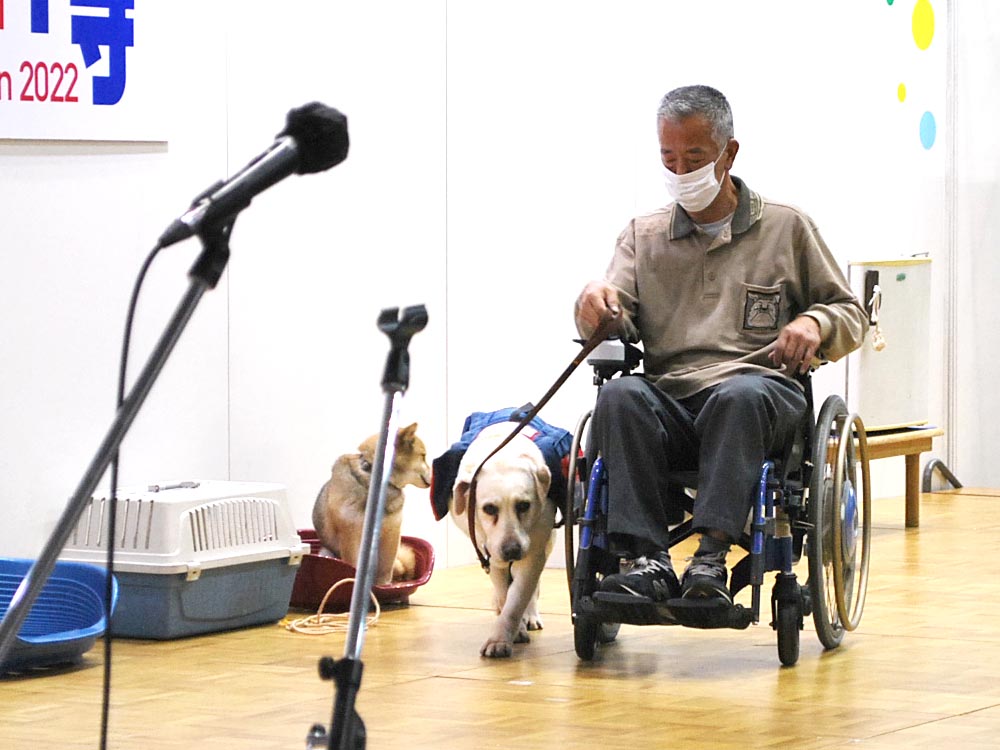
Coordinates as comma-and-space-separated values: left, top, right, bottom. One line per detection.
430, 404, 573, 521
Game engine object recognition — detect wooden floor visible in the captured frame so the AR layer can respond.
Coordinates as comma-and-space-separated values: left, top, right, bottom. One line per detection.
3, 489, 1000, 750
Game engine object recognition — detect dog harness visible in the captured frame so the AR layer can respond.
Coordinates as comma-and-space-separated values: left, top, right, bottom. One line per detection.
429, 404, 573, 522
433, 313, 622, 572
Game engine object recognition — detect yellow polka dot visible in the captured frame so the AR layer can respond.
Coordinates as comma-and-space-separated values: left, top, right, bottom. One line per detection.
898, 83, 907, 102
913, 0, 935, 50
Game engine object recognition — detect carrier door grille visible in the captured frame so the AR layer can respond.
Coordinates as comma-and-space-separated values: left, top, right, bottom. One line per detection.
70, 498, 155, 551
187, 499, 280, 553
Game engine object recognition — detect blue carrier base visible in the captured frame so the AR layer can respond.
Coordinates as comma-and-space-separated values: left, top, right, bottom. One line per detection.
108, 556, 298, 639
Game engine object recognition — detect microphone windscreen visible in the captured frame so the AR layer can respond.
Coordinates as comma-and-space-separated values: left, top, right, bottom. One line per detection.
281, 102, 350, 174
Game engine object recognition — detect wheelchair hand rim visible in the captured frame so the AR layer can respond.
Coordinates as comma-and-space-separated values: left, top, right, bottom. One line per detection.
841, 478, 858, 562
831, 412, 871, 632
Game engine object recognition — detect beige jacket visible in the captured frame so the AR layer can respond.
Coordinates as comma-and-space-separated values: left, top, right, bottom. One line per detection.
603, 177, 868, 399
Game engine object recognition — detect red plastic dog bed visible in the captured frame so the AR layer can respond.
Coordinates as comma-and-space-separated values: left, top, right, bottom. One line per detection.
289, 530, 434, 612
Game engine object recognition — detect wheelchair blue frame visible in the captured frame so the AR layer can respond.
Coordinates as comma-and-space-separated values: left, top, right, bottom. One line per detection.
578, 456, 607, 554
579, 457, 801, 613
566, 340, 871, 667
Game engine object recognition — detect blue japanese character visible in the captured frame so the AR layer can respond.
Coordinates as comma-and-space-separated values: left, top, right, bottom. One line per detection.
71, 0, 134, 105
31, 0, 49, 33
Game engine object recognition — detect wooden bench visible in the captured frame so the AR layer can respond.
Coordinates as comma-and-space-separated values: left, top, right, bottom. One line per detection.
861, 426, 944, 528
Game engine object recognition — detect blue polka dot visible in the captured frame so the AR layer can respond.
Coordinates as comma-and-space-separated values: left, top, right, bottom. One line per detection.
920, 111, 936, 149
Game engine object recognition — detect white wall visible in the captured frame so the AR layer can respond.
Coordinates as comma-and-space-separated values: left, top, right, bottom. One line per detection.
441, 0, 949, 562
1, 1, 963, 568
222, 2, 449, 558
0, 2, 232, 557
953, 0, 1000, 487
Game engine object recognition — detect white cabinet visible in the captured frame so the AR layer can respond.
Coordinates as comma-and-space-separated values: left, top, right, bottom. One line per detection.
845, 258, 932, 431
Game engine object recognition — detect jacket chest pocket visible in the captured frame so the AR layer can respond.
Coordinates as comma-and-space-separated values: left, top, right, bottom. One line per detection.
740, 283, 784, 333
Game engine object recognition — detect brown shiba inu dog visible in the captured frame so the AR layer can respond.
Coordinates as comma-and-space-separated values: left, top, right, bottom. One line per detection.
312, 423, 430, 584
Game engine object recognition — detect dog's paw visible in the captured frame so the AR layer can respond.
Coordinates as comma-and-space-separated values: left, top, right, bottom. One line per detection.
392, 544, 418, 581
480, 637, 515, 658
523, 612, 544, 631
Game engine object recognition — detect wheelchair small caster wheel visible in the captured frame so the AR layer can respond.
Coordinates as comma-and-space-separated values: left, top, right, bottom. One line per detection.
775, 600, 801, 667
597, 621, 620, 644
574, 612, 620, 660
574, 613, 599, 660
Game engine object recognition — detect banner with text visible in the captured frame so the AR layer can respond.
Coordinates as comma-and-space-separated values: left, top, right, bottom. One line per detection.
0, 0, 165, 141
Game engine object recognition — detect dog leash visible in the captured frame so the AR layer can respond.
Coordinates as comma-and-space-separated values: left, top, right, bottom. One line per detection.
467, 311, 622, 573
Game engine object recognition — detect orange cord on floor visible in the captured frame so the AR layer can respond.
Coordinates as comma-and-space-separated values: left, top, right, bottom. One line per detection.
280, 578, 381, 635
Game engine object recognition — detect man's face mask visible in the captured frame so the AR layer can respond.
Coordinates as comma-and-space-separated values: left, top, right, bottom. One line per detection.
662, 147, 728, 213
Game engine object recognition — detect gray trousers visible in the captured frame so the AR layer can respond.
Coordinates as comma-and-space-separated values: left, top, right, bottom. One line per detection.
589, 373, 807, 550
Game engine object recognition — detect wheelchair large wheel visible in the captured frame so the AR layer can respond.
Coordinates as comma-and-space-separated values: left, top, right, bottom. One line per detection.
807, 395, 849, 650
564, 409, 591, 593
830, 412, 872, 632
566, 425, 621, 659
807, 396, 874, 649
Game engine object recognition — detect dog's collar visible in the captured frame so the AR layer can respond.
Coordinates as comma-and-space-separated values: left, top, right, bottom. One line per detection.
359, 456, 403, 491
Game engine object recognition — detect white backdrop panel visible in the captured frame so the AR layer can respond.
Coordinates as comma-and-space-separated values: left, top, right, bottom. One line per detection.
954, 1, 1000, 486
444, 1, 947, 564
224, 2, 449, 559
0, 3, 231, 557
0, 0, 955, 568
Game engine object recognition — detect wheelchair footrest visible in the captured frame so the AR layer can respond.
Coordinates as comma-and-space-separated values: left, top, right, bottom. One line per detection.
664, 598, 754, 630
587, 592, 678, 626
586, 592, 753, 630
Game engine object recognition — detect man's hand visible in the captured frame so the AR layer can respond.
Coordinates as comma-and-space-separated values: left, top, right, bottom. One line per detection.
769, 315, 822, 375
575, 281, 621, 338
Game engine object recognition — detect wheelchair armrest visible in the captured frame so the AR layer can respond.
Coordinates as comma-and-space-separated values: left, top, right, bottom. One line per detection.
576, 338, 643, 379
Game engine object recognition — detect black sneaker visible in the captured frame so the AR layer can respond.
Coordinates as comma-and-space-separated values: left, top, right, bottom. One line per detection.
681, 551, 732, 604
599, 551, 680, 601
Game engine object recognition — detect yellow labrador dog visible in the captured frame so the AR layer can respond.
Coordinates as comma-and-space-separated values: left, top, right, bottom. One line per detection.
450, 422, 556, 658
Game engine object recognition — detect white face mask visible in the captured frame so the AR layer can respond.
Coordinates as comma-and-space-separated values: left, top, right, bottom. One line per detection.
662, 148, 728, 212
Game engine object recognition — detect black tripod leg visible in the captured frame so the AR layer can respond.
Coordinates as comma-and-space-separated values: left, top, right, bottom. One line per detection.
312, 305, 427, 750
321, 657, 367, 749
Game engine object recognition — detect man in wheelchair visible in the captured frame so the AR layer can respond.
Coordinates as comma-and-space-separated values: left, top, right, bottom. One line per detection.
574, 85, 868, 607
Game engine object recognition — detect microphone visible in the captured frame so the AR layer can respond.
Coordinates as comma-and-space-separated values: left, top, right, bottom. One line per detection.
157, 102, 349, 248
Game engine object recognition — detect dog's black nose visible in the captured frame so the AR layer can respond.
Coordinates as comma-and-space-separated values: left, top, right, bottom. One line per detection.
501, 542, 523, 562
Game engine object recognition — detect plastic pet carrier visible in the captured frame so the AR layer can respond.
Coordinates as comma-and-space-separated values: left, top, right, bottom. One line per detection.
59, 480, 308, 639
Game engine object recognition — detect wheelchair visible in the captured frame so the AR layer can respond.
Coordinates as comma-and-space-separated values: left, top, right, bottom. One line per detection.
564, 339, 872, 667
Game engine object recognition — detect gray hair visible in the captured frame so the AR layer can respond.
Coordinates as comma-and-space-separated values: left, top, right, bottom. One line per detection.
657, 85, 734, 149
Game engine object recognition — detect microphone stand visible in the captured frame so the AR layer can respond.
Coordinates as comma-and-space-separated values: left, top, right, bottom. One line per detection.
308, 305, 427, 750
0, 221, 234, 665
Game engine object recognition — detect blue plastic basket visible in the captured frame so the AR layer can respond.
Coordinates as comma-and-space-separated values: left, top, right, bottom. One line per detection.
0, 558, 117, 674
